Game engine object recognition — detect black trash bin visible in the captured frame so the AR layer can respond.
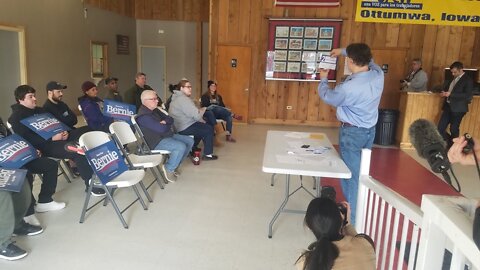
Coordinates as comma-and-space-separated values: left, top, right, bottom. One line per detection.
374, 109, 399, 145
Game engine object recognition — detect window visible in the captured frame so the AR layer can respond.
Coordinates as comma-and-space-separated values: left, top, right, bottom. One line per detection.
91, 41, 108, 78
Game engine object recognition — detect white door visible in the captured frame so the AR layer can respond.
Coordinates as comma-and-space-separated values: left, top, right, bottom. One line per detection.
139, 46, 167, 102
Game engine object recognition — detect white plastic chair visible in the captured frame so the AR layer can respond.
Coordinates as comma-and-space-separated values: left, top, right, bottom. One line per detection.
109, 121, 168, 191
79, 131, 148, 229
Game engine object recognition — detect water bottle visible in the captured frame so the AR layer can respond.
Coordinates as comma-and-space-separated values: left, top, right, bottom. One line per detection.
193, 149, 201, 165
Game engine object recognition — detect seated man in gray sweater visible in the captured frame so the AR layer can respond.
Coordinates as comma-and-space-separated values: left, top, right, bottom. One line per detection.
168, 79, 218, 160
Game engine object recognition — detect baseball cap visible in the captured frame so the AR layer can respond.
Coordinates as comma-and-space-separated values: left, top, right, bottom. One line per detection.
46, 81, 67, 91
105, 77, 118, 84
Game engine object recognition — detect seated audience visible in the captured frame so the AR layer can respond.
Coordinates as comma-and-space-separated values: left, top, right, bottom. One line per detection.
200, 80, 243, 142
78, 81, 114, 133
125, 72, 154, 111
0, 117, 64, 226
168, 79, 218, 160
296, 198, 375, 270
136, 90, 194, 182
8, 85, 103, 196
103, 76, 123, 102
0, 181, 43, 261
400, 58, 428, 92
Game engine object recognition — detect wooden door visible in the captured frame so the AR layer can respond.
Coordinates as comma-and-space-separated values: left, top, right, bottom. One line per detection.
372, 49, 407, 109
215, 45, 251, 122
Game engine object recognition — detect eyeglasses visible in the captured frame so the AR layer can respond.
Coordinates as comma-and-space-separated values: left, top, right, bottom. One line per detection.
184, 85, 192, 89
145, 97, 159, 101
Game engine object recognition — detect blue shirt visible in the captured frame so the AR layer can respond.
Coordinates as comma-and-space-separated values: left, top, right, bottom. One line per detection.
318, 49, 384, 128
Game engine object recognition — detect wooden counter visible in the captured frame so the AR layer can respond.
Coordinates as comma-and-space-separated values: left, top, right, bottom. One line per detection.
396, 92, 480, 148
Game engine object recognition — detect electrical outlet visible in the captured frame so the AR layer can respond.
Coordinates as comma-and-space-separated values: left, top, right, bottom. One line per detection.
286, 106, 293, 110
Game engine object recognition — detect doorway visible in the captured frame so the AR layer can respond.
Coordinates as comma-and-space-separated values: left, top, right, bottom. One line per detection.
0, 24, 27, 119
139, 46, 167, 101
215, 45, 251, 122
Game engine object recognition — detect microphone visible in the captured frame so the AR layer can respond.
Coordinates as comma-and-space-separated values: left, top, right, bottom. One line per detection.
409, 119, 452, 185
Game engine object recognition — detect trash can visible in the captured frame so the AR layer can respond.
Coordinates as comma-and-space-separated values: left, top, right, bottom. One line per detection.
374, 109, 399, 145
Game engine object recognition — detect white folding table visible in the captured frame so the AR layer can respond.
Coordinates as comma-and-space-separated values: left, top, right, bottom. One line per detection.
262, 130, 351, 238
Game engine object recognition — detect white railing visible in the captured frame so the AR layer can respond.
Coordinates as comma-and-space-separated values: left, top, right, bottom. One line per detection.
356, 149, 480, 270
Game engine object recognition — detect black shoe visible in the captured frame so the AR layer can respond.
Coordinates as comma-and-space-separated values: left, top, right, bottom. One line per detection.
71, 166, 81, 177
0, 243, 28, 261
202, 154, 218, 160
13, 221, 43, 236
90, 187, 106, 197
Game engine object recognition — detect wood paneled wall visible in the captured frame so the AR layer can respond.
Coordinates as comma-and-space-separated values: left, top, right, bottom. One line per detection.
210, 0, 480, 126
87, 0, 480, 126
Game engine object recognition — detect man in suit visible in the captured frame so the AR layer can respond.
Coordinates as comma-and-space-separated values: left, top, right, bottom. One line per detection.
438, 61, 473, 147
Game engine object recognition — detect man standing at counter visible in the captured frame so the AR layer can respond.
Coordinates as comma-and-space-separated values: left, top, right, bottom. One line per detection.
438, 61, 473, 148
400, 58, 428, 92
317, 43, 384, 224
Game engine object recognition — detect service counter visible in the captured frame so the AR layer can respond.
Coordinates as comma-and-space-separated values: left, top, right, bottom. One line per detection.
396, 91, 480, 149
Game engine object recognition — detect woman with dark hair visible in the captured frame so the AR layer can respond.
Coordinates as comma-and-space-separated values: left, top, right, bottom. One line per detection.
200, 80, 243, 142
78, 81, 113, 132
296, 198, 375, 270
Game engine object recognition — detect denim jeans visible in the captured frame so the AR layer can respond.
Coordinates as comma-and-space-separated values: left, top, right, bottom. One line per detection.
203, 110, 217, 127
210, 106, 233, 134
155, 134, 194, 172
178, 122, 215, 155
339, 125, 375, 225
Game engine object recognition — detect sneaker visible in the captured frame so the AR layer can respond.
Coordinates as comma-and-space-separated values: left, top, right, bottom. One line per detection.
0, 243, 28, 261
35, 201, 66, 213
90, 187, 106, 197
64, 142, 85, 155
226, 135, 236, 143
160, 165, 176, 183
173, 169, 181, 177
13, 221, 43, 236
202, 154, 218, 161
23, 214, 41, 226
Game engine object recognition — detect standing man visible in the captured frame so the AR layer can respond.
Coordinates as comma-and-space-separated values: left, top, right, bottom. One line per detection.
103, 76, 123, 102
317, 43, 384, 224
124, 72, 154, 111
438, 61, 473, 147
400, 58, 428, 92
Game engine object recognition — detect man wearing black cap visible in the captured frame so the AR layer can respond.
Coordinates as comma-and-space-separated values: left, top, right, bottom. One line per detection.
43, 81, 77, 129
103, 77, 123, 102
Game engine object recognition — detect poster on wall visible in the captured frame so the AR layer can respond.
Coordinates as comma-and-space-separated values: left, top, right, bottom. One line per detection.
266, 19, 342, 82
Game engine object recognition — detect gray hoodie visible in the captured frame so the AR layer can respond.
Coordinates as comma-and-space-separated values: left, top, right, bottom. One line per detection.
168, 90, 204, 132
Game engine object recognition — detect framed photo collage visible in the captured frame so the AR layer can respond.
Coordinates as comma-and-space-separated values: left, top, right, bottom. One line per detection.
266, 19, 342, 81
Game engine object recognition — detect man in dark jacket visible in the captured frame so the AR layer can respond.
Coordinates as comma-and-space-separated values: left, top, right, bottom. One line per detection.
43, 81, 90, 141
124, 72, 154, 111
136, 90, 193, 182
438, 61, 474, 147
8, 85, 104, 196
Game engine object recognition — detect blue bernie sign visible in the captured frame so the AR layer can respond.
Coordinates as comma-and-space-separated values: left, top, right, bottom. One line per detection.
103, 99, 136, 124
0, 168, 28, 193
20, 113, 71, 140
0, 134, 38, 169
84, 140, 128, 184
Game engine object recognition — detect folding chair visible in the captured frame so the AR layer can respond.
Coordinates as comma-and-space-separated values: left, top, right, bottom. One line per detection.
130, 115, 172, 184
79, 131, 148, 229
109, 121, 168, 192
6, 121, 75, 183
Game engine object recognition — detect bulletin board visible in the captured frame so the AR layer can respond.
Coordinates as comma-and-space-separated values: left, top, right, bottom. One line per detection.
265, 19, 342, 82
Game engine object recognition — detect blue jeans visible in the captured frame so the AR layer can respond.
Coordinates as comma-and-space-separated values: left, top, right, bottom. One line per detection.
179, 122, 215, 155
339, 125, 375, 225
203, 110, 217, 127
210, 106, 233, 134
154, 134, 194, 172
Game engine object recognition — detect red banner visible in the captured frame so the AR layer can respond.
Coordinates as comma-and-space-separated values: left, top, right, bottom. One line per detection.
274, 0, 340, 7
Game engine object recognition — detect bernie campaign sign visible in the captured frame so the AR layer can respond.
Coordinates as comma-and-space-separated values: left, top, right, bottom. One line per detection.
85, 140, 128, 184
0, 168, 28, 193
0, 134, 38, 169
103, 99, 136, 124
20, 113, 71, 140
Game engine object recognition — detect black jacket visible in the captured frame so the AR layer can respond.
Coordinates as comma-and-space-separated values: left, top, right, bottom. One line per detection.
443, 74, 474, 113
43, 99, 77, 128
136, 105, 174, 149
8, 104, 49, 151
